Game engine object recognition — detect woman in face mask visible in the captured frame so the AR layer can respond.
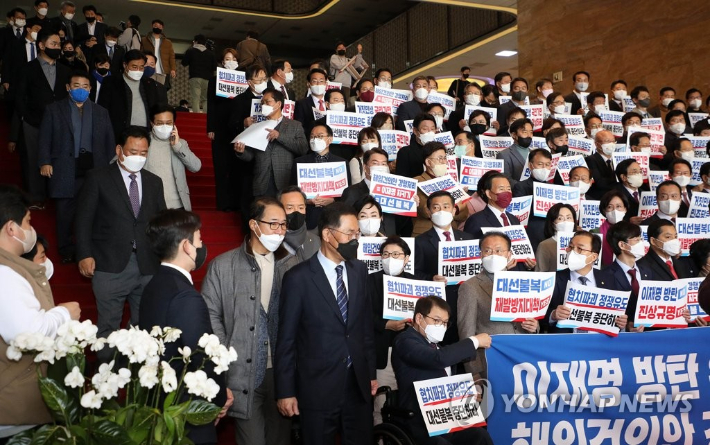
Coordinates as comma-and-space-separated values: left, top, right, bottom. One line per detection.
593, 190, 629, 268
541, 118, 565, 137
21, 234, 54, 280
534, 204, 578, 272
369, 113, 398, 173
425, 103, 447, 133
58, 41, 88, 71
464, 110, 496, 152
349, 128, 382, 186
355, 196, 386, 237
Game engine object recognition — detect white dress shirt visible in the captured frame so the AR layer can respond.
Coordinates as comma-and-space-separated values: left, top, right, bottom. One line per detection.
24, 39, 36, 61
160, 262, 193, 284
317, 250, 348, 299
433, 225, 454, 242
487, 204, 506, 226
87, 21, 96, 36
118, 165, 142, 204
616, 259, 643, 286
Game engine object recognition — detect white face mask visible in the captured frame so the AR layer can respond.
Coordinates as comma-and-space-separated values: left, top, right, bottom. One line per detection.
690, 99, 702, 109
639, 146, 652, 154
605, 209, 626, 224
465, 94, 481, 106
63, 12, 74, 20
369, 165, 389, 177
680, 151, 694, 162
553, 105, 566, 115
14, 19, 26, 28
590, 128, 601, 138
310, 138, 327, 153
431, 210, 453, 228
153, 124, 173, 140
624, 241, 646, 260
626, 174, 644, 189
310, 84, 326, 96
419, 131, 436, 144
329, 103, 345, 112
500, 83, 511, 93
12, 222, 37, 254
541, 88, 554, 98
261, 104, 274, 117
570, 180, 591, 195
106, 40, 117, 48
119, 151, 147, 172
41, 258, 54, 280
673, 175, 691, 187
126, 70, 143, 81
433, 115, 444, 130
594, 104, 607, 114
482, 255, 508, 273
567, 250, 591, 272
30, 31, 38, 41
223, 60, 238, 70
662, 97, 674, 107
382, 257, 405, 276
253, 81, 267, 94
361, 142, 378, 152
378, 81, 391, 89
256, 227, 284, 252
576, 81, 589, 92
532, 168, 550, 182
555, 221, 575, 234
358, 218, 381, 236
285, 71, 294, 83
601, 143, 616, 156
613, 90, 627, 100
658, 199, 680, 216
670, 123, 686, 135
422, 321, 447, 344
414, 88, 429, 101
38, 7, 48, 16
659, 238, 681, 257
431, 164, 448, 178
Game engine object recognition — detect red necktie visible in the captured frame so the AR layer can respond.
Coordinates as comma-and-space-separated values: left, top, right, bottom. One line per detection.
632, 191, 639, 202
443, 231, 452, 241
501, 213, 510, 226
666, 260, 679, 279
281, 85, 288, 100
318, 99, 325, 112
627, 269, 640, 298
682, 192, 690, 207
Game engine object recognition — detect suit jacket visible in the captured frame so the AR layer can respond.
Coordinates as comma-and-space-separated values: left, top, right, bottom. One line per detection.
144, 138, 202, 211
413, 172, 469, 237
340, 180, 397, 235
97, 74, 167, 141
394, 140, 425, 178
463, 205, 521, 239
49, 16, 79, 41
90, 42, 126, 76
394, 100, 427, 131
637, 251, 694, 281
564, 92, 583, 115
613, 182, 649, 218
512, 177, 537, 198
293, 96, 320, 139
15, 58, 71, 128
496, 100, 522, 135
37, 98, 115, 198
75, 21, 108, 48
235, 118, 308, 195
609, 100, 624, 112
268, 79, 295, 102
1, 37, 33, 96
585, 152, 617, 200
75, 163, 166, 274
640, 212, 667, 226
0, 25, 23, 63
497, 145, 527, 186
139, 265, 227, 445
140, 33, 176, 74
600, 260, 653, 321
274, 254, 376, 410
207, 76, 240, 143
370, 270, 417, 369
227, 88, 262, 140
545, 268, 610, 333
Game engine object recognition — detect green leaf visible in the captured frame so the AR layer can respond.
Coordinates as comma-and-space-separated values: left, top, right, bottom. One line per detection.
175, 416, 186, 442
38, 376, 80, 424
184, 400, 221, 426
89, 419, 132, 445
127, 406, 156, 444
66, 353, 86, 375
153, 419, 166, 443
163, 412, 176, 444
162, 391, 177, 410
28, 425, 66, 445
67, 425, 88, 442
6, 429, 33, 445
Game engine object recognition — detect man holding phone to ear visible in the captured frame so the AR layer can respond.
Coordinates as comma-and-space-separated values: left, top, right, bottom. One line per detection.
144, 104, 202, 210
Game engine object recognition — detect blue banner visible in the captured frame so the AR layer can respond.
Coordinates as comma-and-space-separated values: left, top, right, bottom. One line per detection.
486, 329, 710, 444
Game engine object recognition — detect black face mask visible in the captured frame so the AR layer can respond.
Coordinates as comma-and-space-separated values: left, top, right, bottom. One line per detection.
470, 123, 487, 135
152, 27, 162, 35
63, 50, 75, 58
86, 16, 96, 23
286, 211, 306, 231
44, 48, 61, 59
190, 243, 208, 270
337, 49, 345, 56
554, 144, 569, 155
517, 136, 532, 148
462, 73, 469, 79
96, 67, 109, 76
638, 98, 651, 108
330, 233, 358, 261
512, 91, 527, 102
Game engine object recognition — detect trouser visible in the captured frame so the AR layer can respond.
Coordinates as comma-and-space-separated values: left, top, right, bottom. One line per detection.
188, 77, 209, 113
21, 122, 46, 203
211, 138, 240, 211
300, 368, 372, 445
92, 253, 152, 361
374, 348, 397, 425
234, 368, 291, 445
54, 177, 85, 258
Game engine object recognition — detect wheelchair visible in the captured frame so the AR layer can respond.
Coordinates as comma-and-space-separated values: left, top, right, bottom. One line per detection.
372, 386, 417, 445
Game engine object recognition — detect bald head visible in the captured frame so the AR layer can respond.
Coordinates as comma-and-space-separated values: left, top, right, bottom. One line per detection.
594, 130, 615, 145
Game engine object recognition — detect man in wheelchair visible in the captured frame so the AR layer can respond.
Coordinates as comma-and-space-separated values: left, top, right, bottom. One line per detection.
390, 296, 494, 445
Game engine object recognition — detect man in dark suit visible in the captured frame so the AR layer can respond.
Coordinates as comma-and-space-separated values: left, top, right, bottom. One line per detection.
49, 2, 78, 43
76, 126, 167, 358
668, 158, 694, 218
0, 7, 26, 63
291, 123, 351, 230
463, 173, 520, 239
546, 231, 627, 333
638, 219, 695, 281
14, 28, 72, 205
38, 71, 115, 262
415, 190, 473, 345
496, 77, 529, 135
394, 76, 430, 131
74, 5, 107, 52
585, 130, 618, 200
601, 221, 654, 333
391, 296, 493, 445
640, 180, 683, 226
395, 113, 436, 178
139, 209, 233, 445
612, 158, 649, 223
269, 59, 296, 101
275, 202, 377, 445
278, 185, 321, 262
88, 26, 124, 75
294, 68, 328, 139
563, 71, 590, 115
497, 118, 534, 186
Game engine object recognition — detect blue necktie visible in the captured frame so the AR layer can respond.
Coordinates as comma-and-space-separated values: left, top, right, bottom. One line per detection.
29, 43, 36, 61
335, 265, 352, 367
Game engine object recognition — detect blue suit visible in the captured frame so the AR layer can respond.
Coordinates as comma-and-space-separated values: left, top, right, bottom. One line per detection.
545, 268, 611, 333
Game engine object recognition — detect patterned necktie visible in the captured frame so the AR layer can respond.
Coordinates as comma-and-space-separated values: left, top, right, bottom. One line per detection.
318, 99, 325, 112
16, 28, 21, 38
443, 231, 452, 241
666, 260, 679, 280
335, 265, 352, 367
129, 174, 140, 217
501, 213, 510, 226
633, 191, 639, 202
578, 276, 589, 285
627, 269, 640, 298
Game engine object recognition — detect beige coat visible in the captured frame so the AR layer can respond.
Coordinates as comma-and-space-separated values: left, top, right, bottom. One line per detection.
412, 172, 469, 237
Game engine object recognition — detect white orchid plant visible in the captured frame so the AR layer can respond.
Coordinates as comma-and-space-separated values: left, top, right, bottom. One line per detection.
5, 320, 237, 445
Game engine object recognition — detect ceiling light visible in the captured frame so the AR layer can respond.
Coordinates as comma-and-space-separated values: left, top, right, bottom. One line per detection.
495, 50, 517, 57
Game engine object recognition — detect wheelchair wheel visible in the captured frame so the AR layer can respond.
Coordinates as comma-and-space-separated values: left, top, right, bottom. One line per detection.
373, 422, 415, 445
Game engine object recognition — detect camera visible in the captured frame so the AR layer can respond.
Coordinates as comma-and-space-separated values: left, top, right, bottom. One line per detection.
206, 39, 215, 51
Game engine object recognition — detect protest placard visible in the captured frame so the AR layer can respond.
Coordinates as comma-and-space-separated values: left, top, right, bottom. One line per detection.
690, 158, 707, 186
676, 218, 710, 256
612, 152, 650, 179
579, 200, 605, 231
417, 175, 471, 206
555, 231, 603, 271
446, 156, 459, 182
357, 236, 415, 274
567, 136, 594, 156
648, 171, 669, 192
627, 128, 666, 158
556, 114, 586, 137
438, 239, 481, 285
479, 136, 513, 158
581, 92, 609, 110
296, 162, 348, 199
634, 280, 688, 329
685, 135, 710, 154
598, 110, 625, 137
413, 374, 486, 437
520, 152, 561, 182
403, 120, 414, 134
215, 67, 248, 98
688, 193, 710, 218
326, 111, 369, 145
232, 120, 273, 151
373, 86, 412, 115
250, 99, 292, 124
355, 101, 394, 120
641, 117, 664, 132
506, 196, 533, 227
481, 226, 534, 262
533, 182, 580, 217
464, 106, 497, 136
689, 112, 709, 128
377, 130, 410, 161
621, 96, 635, 111
637, 191, 657, 219
684, 277, 710, 322
530, 136, 548, 151
382, 275, 446, 320
556, 280, 629, 336
490, 271, 555, 321
556, 155, 588, 184
459, 157, 504, 189
370, 171, 417, 217
427, 91, 456, 119
519, 104, 544, 131
433, 131, 455, 151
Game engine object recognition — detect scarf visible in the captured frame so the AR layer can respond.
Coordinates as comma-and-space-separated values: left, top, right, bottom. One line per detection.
69, 98, 94, 157
284, 223, 307, 251
92, 69, 109, 84
193, 43, 206, 52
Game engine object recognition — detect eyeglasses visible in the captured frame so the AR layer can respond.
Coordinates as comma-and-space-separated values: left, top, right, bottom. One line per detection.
566, 244, 593, 255
481, 248, 509, 256
258, 220, 287, 231
329, 228, 360, 240
425, 315, 448, 327
429, 156, 447, 163
382, 251, 406, 259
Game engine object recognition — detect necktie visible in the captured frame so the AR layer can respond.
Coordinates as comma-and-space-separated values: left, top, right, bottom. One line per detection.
335, 265, 352, 367
578, 276, 589, 285
633, 191, 639, 202
606, 159, 614, 173
108, 45, 114, 59
666, 260, 679, 280
29, 43, 36, 61
627, 269, 640, 298
682, 192, 689, 207
280, 85, 288, 100
16, 28, 21, 38
443, 231, 452, 241
671, 217, 676, 224
318, 99, 325, 112
501, 213, 510, 226
128, 174, 140, 217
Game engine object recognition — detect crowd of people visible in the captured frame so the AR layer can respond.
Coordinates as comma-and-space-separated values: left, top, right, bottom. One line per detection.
2, 2, 710, 444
